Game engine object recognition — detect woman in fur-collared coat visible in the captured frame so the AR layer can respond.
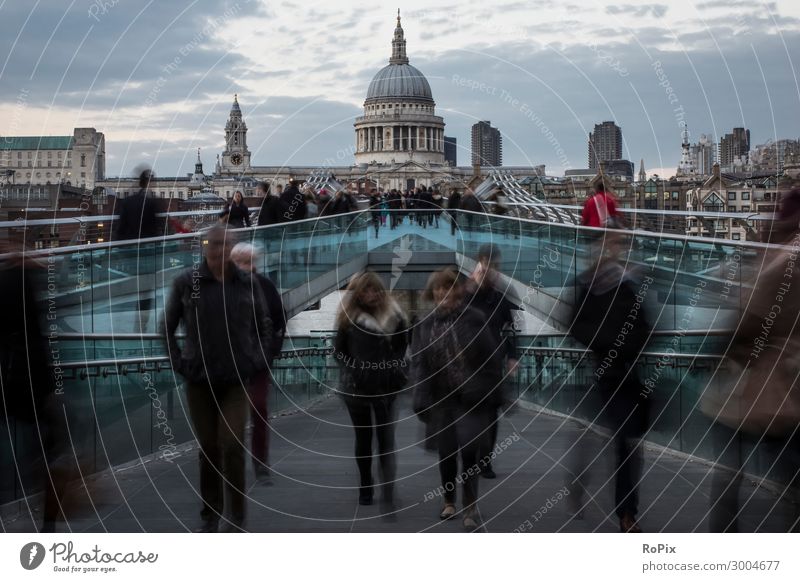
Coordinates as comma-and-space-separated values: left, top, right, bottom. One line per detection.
334, 272, 409, 510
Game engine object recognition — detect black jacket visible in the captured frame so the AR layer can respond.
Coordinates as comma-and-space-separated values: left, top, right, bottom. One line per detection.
447, 193, 462, 210
280, 186, 307, 221
162, 260, 272, 387
115, 190, 159, 240
330, 193, 356, 215
0, 261, 55, 422
224, 201, 251, 228
254, 272, 287, 362
334, 302, 408, 397
467, 284, 518, 360
257, 195, 286, 226
460, 194, 483, 214
410, 305, 503, 414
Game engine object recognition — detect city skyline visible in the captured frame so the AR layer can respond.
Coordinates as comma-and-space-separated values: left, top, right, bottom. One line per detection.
1, 0, 799, 179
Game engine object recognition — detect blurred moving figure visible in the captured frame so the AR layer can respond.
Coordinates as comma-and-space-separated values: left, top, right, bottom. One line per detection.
369, 190, 382, 238
257, 182, 286, 227
162, 225, 272, 532
464, 244, 518, 480
280, 180, 307, 222
115, 167, 159, 240
334, 272, 408, 512
447, 189, 462, 235
459, 189, 483, 231
703, 188, 800, 532
411, 268, 504, 532
0, 241, 72, 532
230, 243, 287, 482
115, 167, 160, 333
570, 233, 652, 533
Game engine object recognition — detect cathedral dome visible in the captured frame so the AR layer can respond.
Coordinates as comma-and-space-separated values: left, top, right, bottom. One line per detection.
366, 63, 433, 103
364, 11, 434, 105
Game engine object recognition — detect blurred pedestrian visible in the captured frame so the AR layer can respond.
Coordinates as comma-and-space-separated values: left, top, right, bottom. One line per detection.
257, 182, 285, 226
0, 240, 75, 532
464, 244, 518, 480
570, 233, 652, 533
447, 189, 462, 235
114, 167, 160, 333
703, 187, 800, 532
230, 242, 287, 482
334, 272, 409, 512
411, 268, 504, 531
162, 225, 273, 532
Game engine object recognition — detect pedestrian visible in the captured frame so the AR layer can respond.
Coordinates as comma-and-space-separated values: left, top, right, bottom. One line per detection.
581, 180, 622, 228
223, 190, 251, 228
280, 180, 307, 221
431, 189, 444, 228
114, 167, 160, 332
570, 233, 651, 533
256, 181, 285, 226
411, 268, 504, 532
230, 242, 287, 481
464, 244, 518, 480
305, 188, 319, 219
703, 188, 800, 532
162, 225, 273, 532
334, 272, 409, 512
369, 189, 382, 238
459, 188, 482, 231
1, 240, 75, 532
447, 189, 462, 235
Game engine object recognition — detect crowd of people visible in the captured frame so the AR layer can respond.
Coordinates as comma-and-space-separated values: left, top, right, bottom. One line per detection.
3, 168, 800, 534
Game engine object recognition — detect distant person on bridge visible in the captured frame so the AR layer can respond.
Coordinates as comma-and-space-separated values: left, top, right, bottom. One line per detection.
459, 188, 483, 231
280, 179, 307, 222
162, 225, 273, 533
447, 189, 462, 235
114, 167, 159, 240
114, 167, 160, 333
581, 181, 621, 228
222, 190, 251, 228
256, 181, 285, 226
334, 272, 409, 513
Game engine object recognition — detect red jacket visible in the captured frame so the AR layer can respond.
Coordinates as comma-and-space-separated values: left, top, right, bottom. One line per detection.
581, 192, 619, 227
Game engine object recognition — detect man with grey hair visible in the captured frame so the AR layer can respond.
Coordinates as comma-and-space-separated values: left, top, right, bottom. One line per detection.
162, 226, 273, 532
230, 242, 287, 481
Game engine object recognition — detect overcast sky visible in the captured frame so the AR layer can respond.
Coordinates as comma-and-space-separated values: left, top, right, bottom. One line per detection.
1, 0, 799, 178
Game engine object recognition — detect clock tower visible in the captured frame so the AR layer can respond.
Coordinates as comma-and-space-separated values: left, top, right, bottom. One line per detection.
221, 94, 250, 173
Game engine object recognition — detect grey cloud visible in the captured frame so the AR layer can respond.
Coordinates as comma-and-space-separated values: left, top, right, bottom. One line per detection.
606, 4, 669, 18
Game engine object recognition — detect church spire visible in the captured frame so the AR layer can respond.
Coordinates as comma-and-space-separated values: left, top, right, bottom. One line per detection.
638, 159, 646, 183
390, 9, 409, 64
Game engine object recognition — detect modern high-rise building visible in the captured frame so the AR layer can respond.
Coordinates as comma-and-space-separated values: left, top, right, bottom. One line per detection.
471, 121, 502, 167
689, 134, 716, 176
719, 127, 750, 169
588, 121, 622, 170
444, 136, 457, 166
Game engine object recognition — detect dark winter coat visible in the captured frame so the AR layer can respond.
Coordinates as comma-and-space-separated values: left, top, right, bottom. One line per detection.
162, 260, 272, 388
224, 201, 251, 228
280, 185, 307, 221
257, 195, 286, 226
410, 304, 504, 417
334, 300, 408, 397
115, 189, 159, 240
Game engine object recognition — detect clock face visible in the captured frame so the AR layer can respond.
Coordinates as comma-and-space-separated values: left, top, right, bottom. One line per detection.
231, 153, 242, 166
